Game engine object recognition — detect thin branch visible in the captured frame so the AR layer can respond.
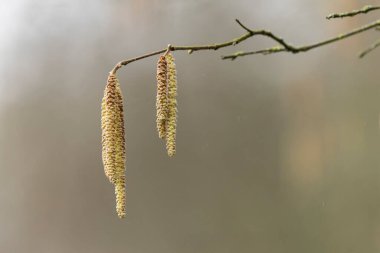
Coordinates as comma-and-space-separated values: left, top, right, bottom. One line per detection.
326, 5, 380, 19
359, 39, 380, 58
111, 49, 167, 74
222, 19, 380, 60
110, 21, 255, 74
111, 9, 380, 73
235, 19, 253, 33
110, 18, 302, 74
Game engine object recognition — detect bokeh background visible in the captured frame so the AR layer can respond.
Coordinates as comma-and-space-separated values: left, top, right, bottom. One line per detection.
1, 0, 380, 252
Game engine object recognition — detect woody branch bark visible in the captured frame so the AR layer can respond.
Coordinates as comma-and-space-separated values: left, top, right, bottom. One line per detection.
110, 5, 380, 74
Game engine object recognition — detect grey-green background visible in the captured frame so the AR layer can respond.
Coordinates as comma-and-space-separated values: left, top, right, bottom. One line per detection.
1, 0, 380, 252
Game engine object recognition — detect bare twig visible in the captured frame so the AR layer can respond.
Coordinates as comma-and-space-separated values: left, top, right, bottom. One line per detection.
359, 39, 380, 58
110, 24, 254, 74
110, 7, 380, 74
326, 5, 380, 19
222, 19, 380, 60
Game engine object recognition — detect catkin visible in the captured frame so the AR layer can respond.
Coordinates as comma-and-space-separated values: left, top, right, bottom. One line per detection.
101, 73, 126, 218
165, 53, 178, 157
156, 56, 168, 139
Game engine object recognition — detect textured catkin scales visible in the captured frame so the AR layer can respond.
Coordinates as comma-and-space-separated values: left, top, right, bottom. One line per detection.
114, 83, 126, 218
115, 177, 126, 218
156, 56, 168, 139
101, 76, 118, 183
165, 53, 178, 157
101, 73, 126, 218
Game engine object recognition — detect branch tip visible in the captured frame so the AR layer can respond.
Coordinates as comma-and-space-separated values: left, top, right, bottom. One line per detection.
358, 39, 380, 58
326, 5, 380, 19
235, 19, 253, 33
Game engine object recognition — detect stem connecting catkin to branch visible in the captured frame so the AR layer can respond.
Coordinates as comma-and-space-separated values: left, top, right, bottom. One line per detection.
156, 56, 168, 139
165, 53, 178, 157
101, 73, 126, 218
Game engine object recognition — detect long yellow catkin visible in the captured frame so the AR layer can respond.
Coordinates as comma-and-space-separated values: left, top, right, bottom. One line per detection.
101, 73, 126, 218
156, 55, 168, 139
165, 53, 178, 157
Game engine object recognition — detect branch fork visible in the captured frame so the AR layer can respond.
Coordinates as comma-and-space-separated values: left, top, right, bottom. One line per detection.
110, 5, 380, 74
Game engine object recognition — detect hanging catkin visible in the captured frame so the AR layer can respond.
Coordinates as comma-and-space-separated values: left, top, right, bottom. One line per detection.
101, 73, 126, 218
165, 53, 178, 157
156, 55, 168, 139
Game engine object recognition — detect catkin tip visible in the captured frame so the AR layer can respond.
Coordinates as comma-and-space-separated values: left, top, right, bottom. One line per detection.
115, 180, 126, 218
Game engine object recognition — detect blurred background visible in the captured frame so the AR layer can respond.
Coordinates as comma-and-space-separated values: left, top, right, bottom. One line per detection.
1, 0, 380, 252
